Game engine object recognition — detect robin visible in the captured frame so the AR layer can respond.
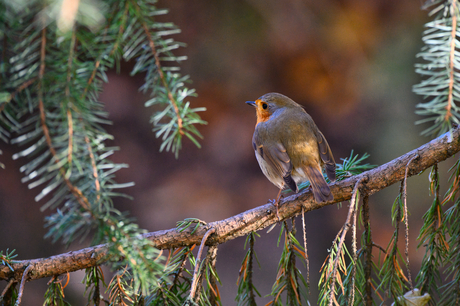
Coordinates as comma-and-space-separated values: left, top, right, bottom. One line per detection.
246, 93, 336, 213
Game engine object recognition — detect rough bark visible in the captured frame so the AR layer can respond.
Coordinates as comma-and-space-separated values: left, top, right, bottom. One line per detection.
1, 127, 460, 282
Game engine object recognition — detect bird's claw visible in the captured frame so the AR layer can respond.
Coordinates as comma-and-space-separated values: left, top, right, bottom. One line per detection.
269, 198, 281, 222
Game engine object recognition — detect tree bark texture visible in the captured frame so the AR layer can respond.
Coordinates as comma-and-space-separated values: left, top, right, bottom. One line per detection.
1, 127, 460, 282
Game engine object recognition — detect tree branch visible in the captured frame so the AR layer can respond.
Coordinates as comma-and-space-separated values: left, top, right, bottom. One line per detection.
2, 127, 460, 282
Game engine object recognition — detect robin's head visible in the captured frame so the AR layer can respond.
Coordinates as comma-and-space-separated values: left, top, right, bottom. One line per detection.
246, 92, 301, 124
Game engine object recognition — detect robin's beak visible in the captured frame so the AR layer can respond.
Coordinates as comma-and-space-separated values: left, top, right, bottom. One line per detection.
246, 101, 256, 107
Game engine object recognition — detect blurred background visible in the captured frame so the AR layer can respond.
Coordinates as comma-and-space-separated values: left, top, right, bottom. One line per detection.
1, 0, 455, 304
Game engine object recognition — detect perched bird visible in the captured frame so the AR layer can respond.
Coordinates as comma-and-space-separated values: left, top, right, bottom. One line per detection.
246, 93, 336, 207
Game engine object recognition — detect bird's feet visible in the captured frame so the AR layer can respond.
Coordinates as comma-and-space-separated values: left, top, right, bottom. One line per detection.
268, 187, 284, 222
269, 193, 283, 222
268, 198, 281, 222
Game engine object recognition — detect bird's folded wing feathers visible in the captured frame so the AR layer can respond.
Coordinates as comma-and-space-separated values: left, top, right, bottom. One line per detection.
253, 132, 292, 178
315, 130, 336, 182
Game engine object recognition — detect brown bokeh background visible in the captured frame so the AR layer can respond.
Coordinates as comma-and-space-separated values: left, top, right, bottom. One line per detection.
1, 0, 456, 304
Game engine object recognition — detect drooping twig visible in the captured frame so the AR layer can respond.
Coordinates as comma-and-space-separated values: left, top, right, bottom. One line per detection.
348, 186, 360, 306
328, 177, 363, 306
14, 265, 31, 306
189, 227, 216, 301
247, 233, 256, 304
0, 278, 15, 301
403, 155, 418, 291
362, 194, 373, 306
1, 129, 460, 282
301, 207, 310, 292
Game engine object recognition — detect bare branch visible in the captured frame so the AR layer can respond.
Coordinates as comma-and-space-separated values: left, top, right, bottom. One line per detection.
0, 278, 15, 301
301, 207, 310, 291
189, 227, 216, 301
15, 265, 31, 306
2, 128, 460, 283
403, 155, 418, 291
362, 194, 373, 306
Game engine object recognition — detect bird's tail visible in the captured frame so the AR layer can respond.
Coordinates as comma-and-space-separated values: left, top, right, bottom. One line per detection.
304, 166, 333, 203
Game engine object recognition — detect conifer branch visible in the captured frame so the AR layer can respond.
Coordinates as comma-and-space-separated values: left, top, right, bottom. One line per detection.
36, 27, 92, 213
1, 127, 460, 283
414, 0, 460, 136
0, 78, 37, 113
446, 0, 457, 121
81, 2, 128, 101
362, 194, 373, 306
132, 0, 184, 134
327, 177, 362, 306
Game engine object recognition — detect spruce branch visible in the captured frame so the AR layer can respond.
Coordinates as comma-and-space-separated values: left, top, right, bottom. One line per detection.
124, 0, 207, 157
206, 246, 221, 305
413, 0, 460, 136
323, 177, 362, 306
2, 127, 460, 283
362, 194, 373, 306
131, 0, 183, 133
415, 164, 445, 302
440, 158, 460, 304
236, 232, 260, 306
377, 183, 409, 302
300, 208, 310, 293
44, 274, 71, 306
269, 220, 307, 306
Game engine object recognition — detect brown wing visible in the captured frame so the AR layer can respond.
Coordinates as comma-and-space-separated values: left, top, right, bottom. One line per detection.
252, 131, 298, 192
315, 130, 336, 182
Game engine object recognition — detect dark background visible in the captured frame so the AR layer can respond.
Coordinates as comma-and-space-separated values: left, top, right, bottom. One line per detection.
1, 0, 455, 304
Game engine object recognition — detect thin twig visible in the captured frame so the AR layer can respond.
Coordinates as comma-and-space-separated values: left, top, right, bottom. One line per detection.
301, 206, 310, 292
189, 227, 216, 300
81, 1, 128, 101
46, 275, 57, 285
0, 77, 38, 113
372, 243, 386, 254
65, 31, 76, 166
362, 194, 373, 306
347, 186, 359, 306
0, 278, 15, 300
328, 177, 363, 306
247, 233, 256, 304
14, 265, 31, 306
403, 155, 418, 291
84, 135, 101, 202
67, 109, 73, 164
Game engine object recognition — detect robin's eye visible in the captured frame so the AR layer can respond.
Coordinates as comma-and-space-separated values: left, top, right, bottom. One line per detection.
262, 103, 268, 110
